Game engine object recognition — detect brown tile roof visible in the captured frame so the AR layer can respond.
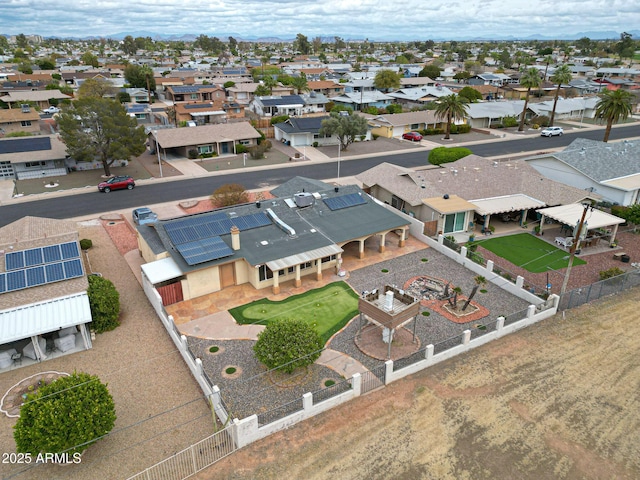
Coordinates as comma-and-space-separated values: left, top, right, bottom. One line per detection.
0, 108, 40, 123
154, 122, 261, 148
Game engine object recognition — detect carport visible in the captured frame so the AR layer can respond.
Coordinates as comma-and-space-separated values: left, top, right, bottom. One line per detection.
536, 204, 626, 244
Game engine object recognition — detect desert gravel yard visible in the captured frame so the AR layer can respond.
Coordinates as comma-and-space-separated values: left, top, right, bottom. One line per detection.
199, 287, 640, 480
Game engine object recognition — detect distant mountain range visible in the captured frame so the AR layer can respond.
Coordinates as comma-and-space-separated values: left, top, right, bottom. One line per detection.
5, 30, 639, 42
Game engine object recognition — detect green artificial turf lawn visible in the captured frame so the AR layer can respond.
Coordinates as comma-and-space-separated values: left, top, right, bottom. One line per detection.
228, 281, 359, 344
478, 233, 586, 273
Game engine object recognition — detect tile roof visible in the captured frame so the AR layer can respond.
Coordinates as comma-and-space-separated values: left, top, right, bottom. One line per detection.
154, 122, 261, 149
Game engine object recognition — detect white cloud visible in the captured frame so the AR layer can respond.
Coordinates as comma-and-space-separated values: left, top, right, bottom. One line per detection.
0, 0, 637, 39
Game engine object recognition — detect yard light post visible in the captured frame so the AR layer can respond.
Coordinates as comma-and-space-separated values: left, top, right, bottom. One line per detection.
560, 202, 592, 295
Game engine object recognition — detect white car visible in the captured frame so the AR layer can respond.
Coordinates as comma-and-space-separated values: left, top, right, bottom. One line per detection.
540, 126, 563, 137
42, 106, 60, 114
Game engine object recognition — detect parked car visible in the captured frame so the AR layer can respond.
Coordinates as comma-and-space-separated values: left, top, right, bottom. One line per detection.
540, 126, 563, 137
402, 131, 423, 142
132, 207, 158, 225
41, 106, 60, 114
98, 175, 135, 193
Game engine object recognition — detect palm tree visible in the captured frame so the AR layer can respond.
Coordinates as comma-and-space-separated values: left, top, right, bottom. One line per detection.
434, 94, 469, 140
290, 73, 309, 94
518, 67, 542, 132
594, 89, 634, 142
549, 64, 573, 126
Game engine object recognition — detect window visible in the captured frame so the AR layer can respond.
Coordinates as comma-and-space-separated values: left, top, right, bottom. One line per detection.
443, 212, 466, 233
258, 265, 273, 281
300, 261, 312, 270
25, 161, 46, 168
288, 266, 295, 274
410, 123, 420, 130
198, 145, 213, 154
239, 140, 251, 146
391, 195, 405, 211
190, 94, 198, 100
135, 113, 146, 119
321, 255, 336, 263
21, 121, 32, 127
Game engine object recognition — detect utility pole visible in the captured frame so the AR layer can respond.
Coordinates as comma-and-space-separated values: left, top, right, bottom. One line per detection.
560, 203, 592, 294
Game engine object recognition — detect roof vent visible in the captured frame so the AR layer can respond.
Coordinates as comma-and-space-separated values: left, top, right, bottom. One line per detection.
443, 194, 449, 199
256, 201, 261, 208
266, 208, 296, 236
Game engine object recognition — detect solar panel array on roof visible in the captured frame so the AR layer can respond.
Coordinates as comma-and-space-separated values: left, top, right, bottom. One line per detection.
5, 242, 79, 271
0, 257, 84, 294
165, 212, 270, 246
172, 86, 201, 93
0, 136, 52, 155
0, 241, 84, 295
176, 236, 234, 266
323, 192, 367, 211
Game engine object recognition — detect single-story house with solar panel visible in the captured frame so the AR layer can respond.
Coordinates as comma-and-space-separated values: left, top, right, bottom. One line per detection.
150, 122, 262, 158
135, 177, 410, 305
356, 157, 599, 238
250, 95, 307, 117
0, 134, 69, 180
164, 84, 226, 103
0, 217, 93, 371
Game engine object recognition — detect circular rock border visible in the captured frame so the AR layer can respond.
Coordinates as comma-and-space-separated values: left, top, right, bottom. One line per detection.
222, 365, 242, 379
1, 371, 70, 418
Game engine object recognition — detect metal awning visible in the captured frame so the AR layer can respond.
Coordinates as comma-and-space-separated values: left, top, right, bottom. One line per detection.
266, 244, 343, 271
471, 194, 545, 216
141, 257, 183, 284
0, 293, 92, 344
536, 204, 625, 229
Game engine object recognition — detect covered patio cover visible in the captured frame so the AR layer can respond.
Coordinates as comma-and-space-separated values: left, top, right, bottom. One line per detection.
536, 204, 626, 242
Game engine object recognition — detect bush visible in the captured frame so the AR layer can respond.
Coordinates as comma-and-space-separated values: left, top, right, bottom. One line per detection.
187, 149, 198, 159
599, 267, 625, 280
312, 141, 319, 147
501, 115, 519, 128
428, 146, 473, 166
457, 124, 471, 133
270, 114, 290, 125
211, 183, 249, 207
235, 144, 249, 154
253, 318, 323, 374
79, 238, 93, 250
531, 115, 550, 128
87, 275, 120, 333
14, 372, 116, 456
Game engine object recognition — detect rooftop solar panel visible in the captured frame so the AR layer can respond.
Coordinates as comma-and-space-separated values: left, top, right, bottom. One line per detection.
0, 273, 5, 293
24, 248, 44, 267
7, 270, 26, 292
5, 251, 24, 271
63, 259, 84, 279
0, 136, 52, 155
323, 192, 367, 211
175, 236, 234, 266
61, 242, 80, 259
26, 266, 46, 287
45, 262, 65, 282
43, 245, 62, 263
165, 211, 270, 246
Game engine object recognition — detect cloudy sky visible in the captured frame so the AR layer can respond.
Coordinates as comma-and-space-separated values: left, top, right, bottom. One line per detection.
1, 0, 638, 40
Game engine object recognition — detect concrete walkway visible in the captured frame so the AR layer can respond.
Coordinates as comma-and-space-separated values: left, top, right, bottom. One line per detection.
168, 157, 210, 176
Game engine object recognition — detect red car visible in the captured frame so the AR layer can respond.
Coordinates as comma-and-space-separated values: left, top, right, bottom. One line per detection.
98, 175, 135, 192
402, 131, 423, 142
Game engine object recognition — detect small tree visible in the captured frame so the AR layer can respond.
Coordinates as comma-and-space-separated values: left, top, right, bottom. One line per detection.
253, 318, 323, 374
14, 372, 116, 456
319, 111, 368, 151
373, 69, 402, 91
428, 146, 472, 165
211, 183, 249, 207
458, 86, 482, 103
87, 275, 120, 333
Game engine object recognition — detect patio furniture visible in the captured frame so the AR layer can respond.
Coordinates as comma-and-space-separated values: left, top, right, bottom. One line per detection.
555, 237, 574, 248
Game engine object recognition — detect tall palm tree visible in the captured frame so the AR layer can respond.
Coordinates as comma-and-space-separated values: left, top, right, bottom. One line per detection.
594, 89, 634, 142
549, 64, 573, 126
290, 73, 309, 94
518, 67, 542, 132
434, 94, 469, 140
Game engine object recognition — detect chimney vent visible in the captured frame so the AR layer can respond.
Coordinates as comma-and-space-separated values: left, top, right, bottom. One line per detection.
230, 226, 240, 250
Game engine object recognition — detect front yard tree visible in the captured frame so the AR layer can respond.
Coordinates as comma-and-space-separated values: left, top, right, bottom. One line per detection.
549, 64, 573, 126
594, 89, 634, 142
124, 64, 156, 92
374, 69, 401, 91
434, 94, 469, 140
517, 67, 542, 132
319, 110, 368, 151
253, 318, 323, 374
419, 64, 441, 79
14, 372, 116, 457
77, 77, 118, 99
57, 97, 147, 176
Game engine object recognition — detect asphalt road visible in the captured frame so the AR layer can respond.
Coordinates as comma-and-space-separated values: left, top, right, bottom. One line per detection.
1, 124, 639, 228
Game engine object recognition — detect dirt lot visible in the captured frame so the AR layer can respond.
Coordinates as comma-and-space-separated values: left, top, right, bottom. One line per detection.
199, 288, 640, 480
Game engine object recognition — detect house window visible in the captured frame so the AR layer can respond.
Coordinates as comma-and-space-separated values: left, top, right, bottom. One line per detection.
190, 94, 198, 100
321, 255, 336, 263
443, 212, 466, 233
239, 140, 251, 146
288, 266, 295, 274
135, 113, 146, 119
391, 195, 405, 211
258, 265, 273, 281
21, 121, 32, 127
198, 145, 213, 154
410, 123, 420, 130
300, 261, 312, 270
25, 161, 46, 168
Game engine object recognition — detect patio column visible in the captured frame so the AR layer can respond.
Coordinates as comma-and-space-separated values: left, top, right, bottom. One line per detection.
398, 228, 406, 247
272, 270, 280, 295
483, 215, 490, 230
295, 265, 301, 287
379, 233, 386, 253
610, 224, 619, 243
358, 240, 365, 259
31, 335, 45, 361
316, 259, 322, 281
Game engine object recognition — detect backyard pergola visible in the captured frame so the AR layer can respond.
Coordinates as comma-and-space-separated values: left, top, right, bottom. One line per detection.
536, 204, 626, 243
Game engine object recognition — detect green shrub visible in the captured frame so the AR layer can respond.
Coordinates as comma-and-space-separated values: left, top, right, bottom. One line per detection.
270, 114, 290, 125
457, 124, 471, 133
187, 149, 198, 159
502, 115, 519, 128
14, 372, 116, 456
599, 267, 625, 280
313, 141, 319, 147
235, 144, 249, 154
79, 238, 93, 250
253, 318, 323, 374
428, 146, 473, 166
87, 275, 120, 333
